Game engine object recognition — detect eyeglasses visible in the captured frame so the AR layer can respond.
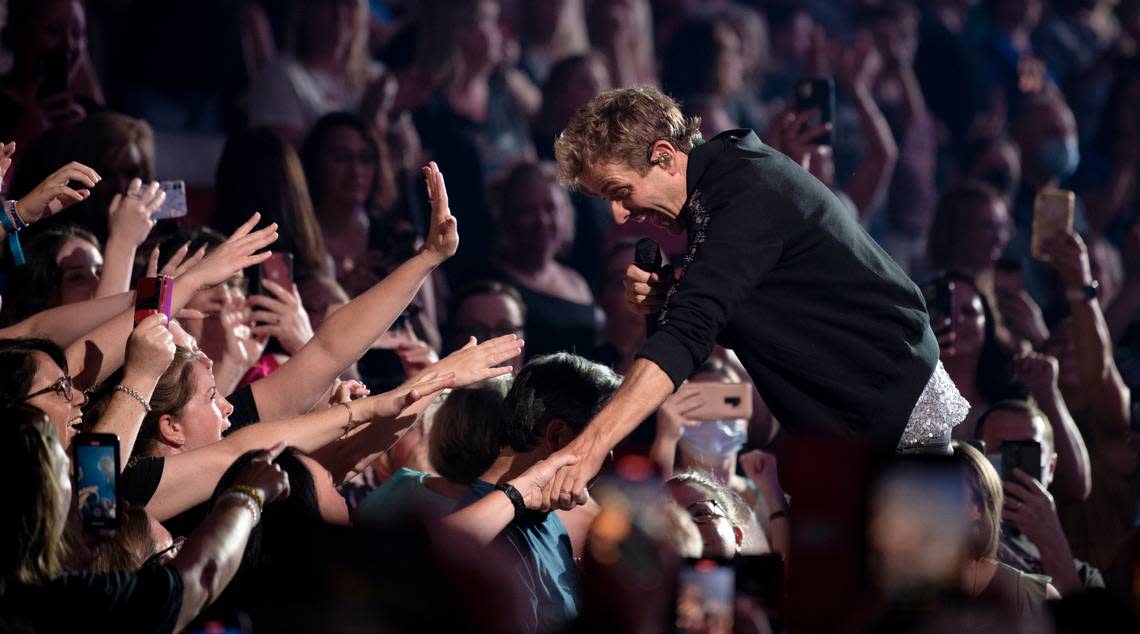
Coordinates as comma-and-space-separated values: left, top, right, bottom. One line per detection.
142, 536, 186, 568
686, 499, 729, 525
23, 375, 76, 403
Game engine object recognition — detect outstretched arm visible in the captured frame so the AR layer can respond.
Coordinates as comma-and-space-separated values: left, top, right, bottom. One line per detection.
250, 162, 460, 421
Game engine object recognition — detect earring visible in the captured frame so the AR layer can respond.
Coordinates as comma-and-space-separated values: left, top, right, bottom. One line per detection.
175, 437, 185, 447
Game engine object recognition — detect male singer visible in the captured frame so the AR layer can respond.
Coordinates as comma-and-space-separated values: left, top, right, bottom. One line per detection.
541, 87, 968, 510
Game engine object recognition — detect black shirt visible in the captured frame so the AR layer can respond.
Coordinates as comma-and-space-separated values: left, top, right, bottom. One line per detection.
638, 130, 938, 448
0, 566, 183, 633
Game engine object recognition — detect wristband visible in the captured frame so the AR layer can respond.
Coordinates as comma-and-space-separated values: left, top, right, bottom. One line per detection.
8, 200, 27, 231
0, 201, 23, 266
227, 484, 264, 509
496, 482, 527, 521
769, 509, 788, 522
339, 402, 358, 440
113, 384, 152, 412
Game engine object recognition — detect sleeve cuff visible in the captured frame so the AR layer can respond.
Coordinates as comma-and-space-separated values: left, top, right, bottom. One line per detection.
637, 329, 701, 390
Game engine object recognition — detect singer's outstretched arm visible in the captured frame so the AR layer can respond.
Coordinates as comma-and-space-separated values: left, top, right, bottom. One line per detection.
539, 357, 675, 509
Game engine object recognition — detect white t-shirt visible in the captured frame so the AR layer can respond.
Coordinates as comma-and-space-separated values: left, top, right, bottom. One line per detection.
247, 54, 381, 134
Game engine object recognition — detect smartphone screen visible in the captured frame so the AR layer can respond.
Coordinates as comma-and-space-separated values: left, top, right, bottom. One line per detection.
1001, 440, 1042, 483
1030, 188, 1075, 261
74, 433, 120, 530
675, 558, 735, 634
794, 78, 835, 145
151, 180, 189, 221
134, 276, 173, 325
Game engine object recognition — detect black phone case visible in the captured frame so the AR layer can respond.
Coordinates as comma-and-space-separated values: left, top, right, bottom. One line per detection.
1001, 440, 1042, 483
795, 78, 835, 145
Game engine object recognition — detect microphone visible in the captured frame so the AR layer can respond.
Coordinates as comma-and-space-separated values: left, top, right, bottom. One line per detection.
634, 238, 663, 335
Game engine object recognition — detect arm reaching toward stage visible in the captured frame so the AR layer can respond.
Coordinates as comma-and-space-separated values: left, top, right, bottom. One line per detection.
540, 357, 675, 510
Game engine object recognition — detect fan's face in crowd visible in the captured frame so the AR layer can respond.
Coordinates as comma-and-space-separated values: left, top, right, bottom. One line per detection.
55, 237, 103, 305
950, 285, 986, 358
25, 351, 85, 449
318, 126, 376, 210
667, 481, 739, 559
172, 360, 233, 451
451, 292, 525, 372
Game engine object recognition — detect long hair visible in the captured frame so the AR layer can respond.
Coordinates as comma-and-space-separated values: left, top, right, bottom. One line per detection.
137, 347, 203, 456
0, 338, 69, 409
0, 405, 69, 594
300, 112, 397, 212
213, 128, 329, 280
0, 225, 101, 326
288, 0, 371, 88
952, 440, 1003, 559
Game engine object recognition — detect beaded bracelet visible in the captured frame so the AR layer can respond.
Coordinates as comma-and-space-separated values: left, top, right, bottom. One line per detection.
227, 484, 264, 509
220, 490, 261, 524
113, 385, 152, 412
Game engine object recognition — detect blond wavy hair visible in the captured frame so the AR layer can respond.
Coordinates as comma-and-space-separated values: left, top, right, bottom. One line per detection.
553, 86, 701, 190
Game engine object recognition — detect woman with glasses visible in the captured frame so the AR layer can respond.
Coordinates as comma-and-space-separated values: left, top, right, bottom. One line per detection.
666, 469, 750, 559
0, 403, 291, 633
300, 112, 440, 350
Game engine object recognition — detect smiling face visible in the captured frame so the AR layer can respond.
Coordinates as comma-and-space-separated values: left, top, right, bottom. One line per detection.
25, 351, 85, 449
581, 151, 689, 234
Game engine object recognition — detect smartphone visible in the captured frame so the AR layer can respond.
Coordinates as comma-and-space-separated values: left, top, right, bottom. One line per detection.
1001, 440, 1042, 483
37, 48, 70, 98
1030, 188, 1075, 261
249, 252, 294, 297
74, 433, 120, 530
675, 558, 735, 634
151, 180, 189, 221
675, 382, 753, 421
134, 276, 174, 325
795, 78, 835, 146
922, 279, 955, 334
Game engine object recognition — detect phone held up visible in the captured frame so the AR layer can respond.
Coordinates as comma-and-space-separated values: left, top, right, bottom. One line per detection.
1031, 188, 1075, 262
134, 276, 174, 325
74, 433, 121, 531
794, 78, 835, 146
249, 252, 294, 298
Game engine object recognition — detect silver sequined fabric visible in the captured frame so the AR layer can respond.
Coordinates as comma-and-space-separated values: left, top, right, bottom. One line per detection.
897, 361, 970, 450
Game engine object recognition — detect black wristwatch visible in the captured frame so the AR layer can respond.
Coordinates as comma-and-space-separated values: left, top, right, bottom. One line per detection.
496, 482, 527, 521
1066, 279, 1099, 303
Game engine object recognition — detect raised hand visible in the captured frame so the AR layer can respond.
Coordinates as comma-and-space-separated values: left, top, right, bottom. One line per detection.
739, 449, 786, 511
124, 313, 177, 381
145, 242, 209, 279
108, 179, 166, 247
183, 213, 277, 290
231, 442, 292, 505
1039, 231, 1093, 292
360, 371, 457, 422
0, 141, 15, 186
415, 334, 523, 388
247, 279, 314, 354
1013, 351, 1061, 402
420, 161, 458, 265
656, 387, 705, 444
16, 161, 101, 223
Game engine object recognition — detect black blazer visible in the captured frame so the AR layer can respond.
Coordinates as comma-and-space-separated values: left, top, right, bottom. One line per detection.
638, 129, 939, 448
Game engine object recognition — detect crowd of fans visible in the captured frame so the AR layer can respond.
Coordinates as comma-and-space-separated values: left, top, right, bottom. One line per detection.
0, 0, 1139, 631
